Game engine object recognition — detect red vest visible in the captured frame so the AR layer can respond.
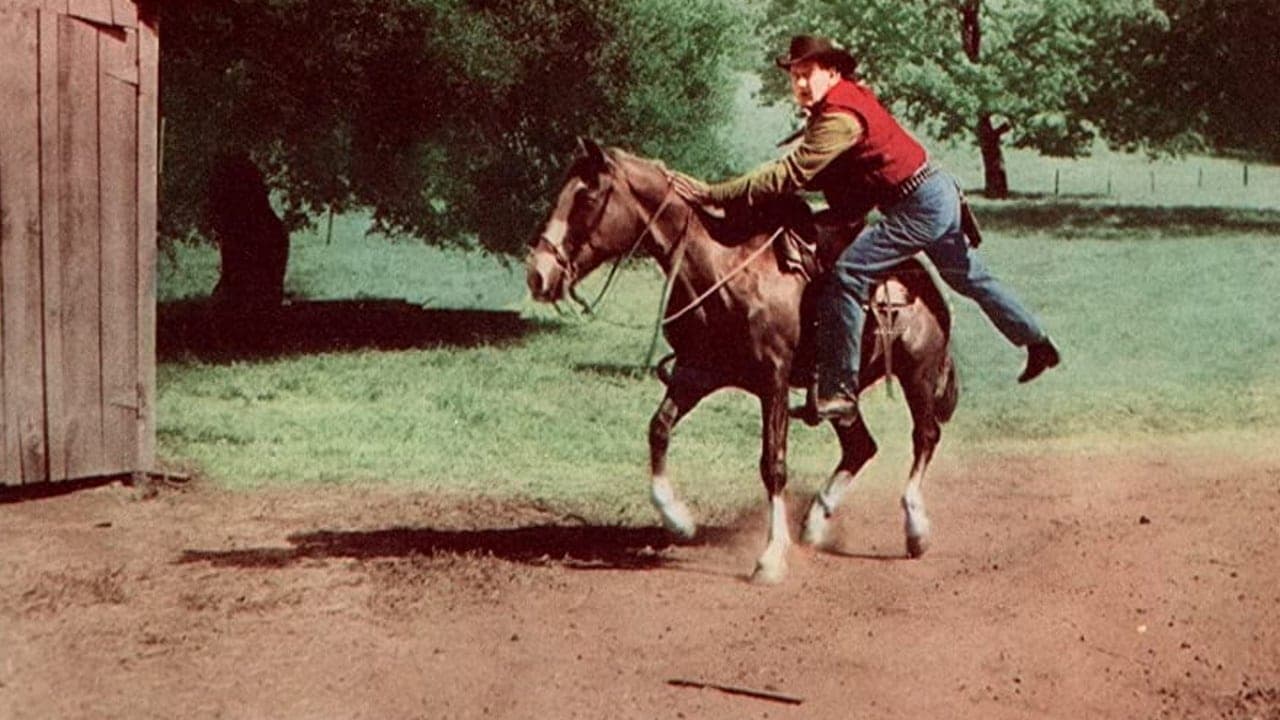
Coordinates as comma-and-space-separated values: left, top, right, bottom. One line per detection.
811, 79, 927, 213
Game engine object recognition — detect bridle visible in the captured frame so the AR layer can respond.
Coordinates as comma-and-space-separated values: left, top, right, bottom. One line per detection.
535, 168, 685, 315
534, 157, 783, 369
532, 180, 615, 282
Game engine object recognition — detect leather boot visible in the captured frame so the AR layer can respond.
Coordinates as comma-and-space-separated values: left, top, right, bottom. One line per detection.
814, 386, 859, 422
789, 382, 821, 427
1018, 338, 1061, 383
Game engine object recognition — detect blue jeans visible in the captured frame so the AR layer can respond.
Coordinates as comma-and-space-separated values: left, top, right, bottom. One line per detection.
817, 171, 1046, 395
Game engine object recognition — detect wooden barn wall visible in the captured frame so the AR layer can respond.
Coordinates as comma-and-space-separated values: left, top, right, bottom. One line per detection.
0, 6, 44, 484
0, 0, 156, 487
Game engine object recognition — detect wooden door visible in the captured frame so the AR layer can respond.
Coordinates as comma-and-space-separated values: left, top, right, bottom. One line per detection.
0, 0, 156, 487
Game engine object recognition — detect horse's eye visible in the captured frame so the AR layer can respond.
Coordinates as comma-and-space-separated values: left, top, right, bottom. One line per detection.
572, 186, 603, 217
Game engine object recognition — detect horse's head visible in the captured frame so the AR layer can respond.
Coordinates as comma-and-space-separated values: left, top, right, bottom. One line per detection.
526, 138, 664, 303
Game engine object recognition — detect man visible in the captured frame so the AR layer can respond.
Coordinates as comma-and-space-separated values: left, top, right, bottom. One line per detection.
675, 34, 1059, 421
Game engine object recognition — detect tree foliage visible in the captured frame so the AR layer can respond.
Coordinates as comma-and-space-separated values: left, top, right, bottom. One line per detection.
1093, 0, 1280, 162
160, 0, 755, 254
761, 0, 1167, 196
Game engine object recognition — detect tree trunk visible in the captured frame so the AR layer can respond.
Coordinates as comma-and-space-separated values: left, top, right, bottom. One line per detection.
960, 0, 1009, 198
209, 153, 290, 312
978, 114, 1010, 199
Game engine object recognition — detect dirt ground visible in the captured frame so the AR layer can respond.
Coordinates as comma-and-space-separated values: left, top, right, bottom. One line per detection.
2, 438, 1278, 720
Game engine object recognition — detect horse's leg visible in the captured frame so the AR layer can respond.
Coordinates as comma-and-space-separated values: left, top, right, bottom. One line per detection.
649, 380, 709, 539
752, 387, 792, 585
801, 412, 878, 547
900, 362, 944, 558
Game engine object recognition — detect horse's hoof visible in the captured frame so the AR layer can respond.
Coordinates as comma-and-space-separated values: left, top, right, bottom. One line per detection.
906, 534, 929, 559
652, 485, 697, 541
659, 503, 697, 541
666, 523, 697, 542
801, 505, 829, 547
750, 560, 787, 585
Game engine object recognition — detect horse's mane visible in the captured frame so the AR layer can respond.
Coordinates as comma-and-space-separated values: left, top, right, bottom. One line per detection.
605, 147, 814, 248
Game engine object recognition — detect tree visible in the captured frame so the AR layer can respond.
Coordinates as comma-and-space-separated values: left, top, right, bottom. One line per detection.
762, 0, 1167, 197
1093, 0, 1280, 162
160, 0, 755, 255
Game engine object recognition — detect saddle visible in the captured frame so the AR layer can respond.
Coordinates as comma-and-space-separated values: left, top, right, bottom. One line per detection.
699, 197, 957, 389
693, 194, 857, 281
772, 198, 984, 279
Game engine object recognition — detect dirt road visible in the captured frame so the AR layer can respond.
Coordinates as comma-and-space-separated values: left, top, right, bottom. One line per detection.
2, 438, 1277, 719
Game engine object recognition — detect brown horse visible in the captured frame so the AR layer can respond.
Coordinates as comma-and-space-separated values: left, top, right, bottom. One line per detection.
526, 139, 958, 583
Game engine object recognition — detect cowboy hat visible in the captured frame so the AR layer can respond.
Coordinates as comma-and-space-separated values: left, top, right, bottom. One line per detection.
775, 34, 858, 76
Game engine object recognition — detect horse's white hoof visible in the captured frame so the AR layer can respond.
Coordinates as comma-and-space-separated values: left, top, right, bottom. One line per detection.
751, 558, 787, 585
902, 492, 930, 558
906, 533, 930, 559
801, 502, 829, 547
659, 501, 697, 541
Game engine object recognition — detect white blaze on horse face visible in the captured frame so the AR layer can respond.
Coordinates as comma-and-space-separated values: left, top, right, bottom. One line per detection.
542, 218, 569, 251
527, 177, 585, 302
544, 177, 587, 253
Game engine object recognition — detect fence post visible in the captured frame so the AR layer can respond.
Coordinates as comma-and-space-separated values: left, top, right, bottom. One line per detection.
1149, 170, 1155, 193
1198, 167, 1203, 188
1244, 164, 1250, 187
1054, 168, 1060, 197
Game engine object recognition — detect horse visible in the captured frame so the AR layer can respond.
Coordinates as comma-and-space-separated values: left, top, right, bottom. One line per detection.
525, 138, 959, 584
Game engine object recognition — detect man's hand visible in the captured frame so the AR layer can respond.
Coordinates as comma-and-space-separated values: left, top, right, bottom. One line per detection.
670, 172, 710, 203
670, 172, 725, 218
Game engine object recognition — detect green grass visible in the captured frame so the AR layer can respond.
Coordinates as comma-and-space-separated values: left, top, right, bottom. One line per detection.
945, 232, 1280, 442
155, 202, 1280, 523
157, 212, 524, 309
935, 142, 1280, 209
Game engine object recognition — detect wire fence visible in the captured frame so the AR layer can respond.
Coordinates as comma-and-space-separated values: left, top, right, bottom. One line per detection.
992, 156, 1280, 209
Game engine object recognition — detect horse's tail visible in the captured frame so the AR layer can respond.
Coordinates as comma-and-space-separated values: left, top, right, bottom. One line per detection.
934, 352, 960, 424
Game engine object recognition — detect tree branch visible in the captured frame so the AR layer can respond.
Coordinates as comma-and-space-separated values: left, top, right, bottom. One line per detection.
959, 0, 981, 62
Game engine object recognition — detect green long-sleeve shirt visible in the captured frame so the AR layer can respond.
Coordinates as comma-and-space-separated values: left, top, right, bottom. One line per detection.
706, 112, 864, 206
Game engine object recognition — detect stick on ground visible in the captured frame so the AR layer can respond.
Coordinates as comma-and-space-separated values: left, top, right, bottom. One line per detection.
667, 678, 804, 705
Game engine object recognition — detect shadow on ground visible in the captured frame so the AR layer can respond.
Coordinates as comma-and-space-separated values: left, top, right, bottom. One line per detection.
158, 299, 546, 362
0, 476, 119, 505
971, 201, 1280, 239
179, 523, 740, 571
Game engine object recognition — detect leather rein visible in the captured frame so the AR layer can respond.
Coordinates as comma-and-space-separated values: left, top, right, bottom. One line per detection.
540, 171, 777, 327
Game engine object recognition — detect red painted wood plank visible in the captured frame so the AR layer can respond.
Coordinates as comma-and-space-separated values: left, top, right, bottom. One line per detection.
0, 8, 47, 485
57, 13, 105, 478
38, 7, 67, 482
135, 11, 157, 471
98, 25, 137, 473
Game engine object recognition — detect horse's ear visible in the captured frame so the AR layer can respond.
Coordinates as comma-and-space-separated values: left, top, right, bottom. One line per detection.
576, 136, 611, 169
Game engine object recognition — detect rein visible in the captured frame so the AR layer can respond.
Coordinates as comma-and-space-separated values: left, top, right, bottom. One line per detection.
569, 182, 680, 316
641, 224, 782, 368
660, 226, 784, 326
544, 162, 787, 370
